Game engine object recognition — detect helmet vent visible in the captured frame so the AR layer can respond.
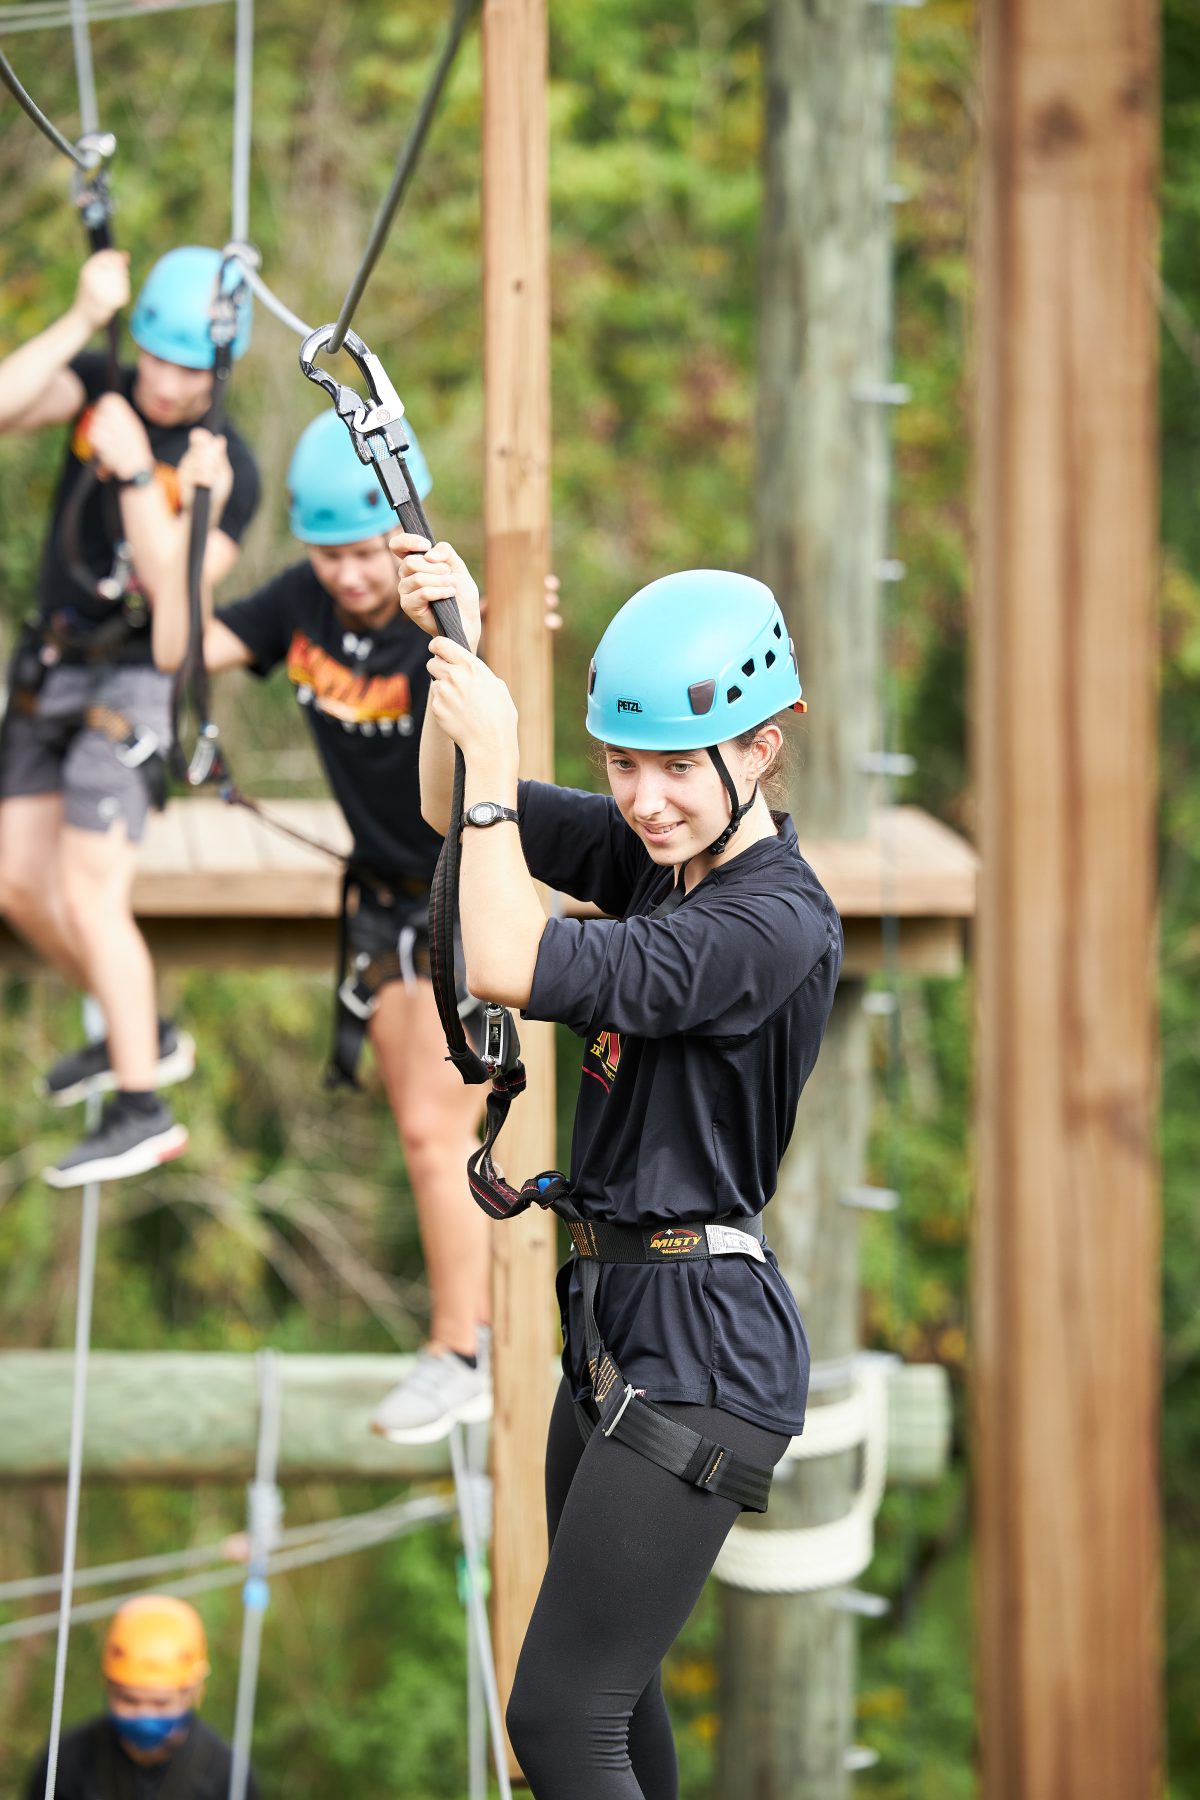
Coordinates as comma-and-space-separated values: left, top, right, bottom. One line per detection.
773, 622, 782, 639
726, 684, 743, 704
588, 659, 597, 696
688, 679, 716, 715
741, 658, 755, 677
765, 649, 776, 668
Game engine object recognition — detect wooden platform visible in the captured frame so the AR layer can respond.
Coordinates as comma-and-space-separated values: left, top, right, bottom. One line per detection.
0, 798, 976, 976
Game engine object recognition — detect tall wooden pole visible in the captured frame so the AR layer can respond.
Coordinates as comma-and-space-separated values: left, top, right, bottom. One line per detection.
974, 3, 1161, 1796
719, 3, 893, 1794
481, 0, 557, 1731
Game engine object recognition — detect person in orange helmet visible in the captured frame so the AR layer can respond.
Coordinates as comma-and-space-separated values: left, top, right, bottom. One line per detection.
24, 1593, 259, 1798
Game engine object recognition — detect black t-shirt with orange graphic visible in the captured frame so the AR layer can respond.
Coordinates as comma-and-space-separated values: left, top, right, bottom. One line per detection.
218, 561, 444, 883
37, 353, 260, 665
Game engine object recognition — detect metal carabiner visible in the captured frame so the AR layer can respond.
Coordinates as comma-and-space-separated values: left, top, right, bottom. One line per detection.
72, 131, 117, 247
297, 324, 411, 467
208, 248, 251, 356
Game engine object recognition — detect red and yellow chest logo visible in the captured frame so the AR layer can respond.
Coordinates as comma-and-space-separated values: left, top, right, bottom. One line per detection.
285, 630, 414, 731
582, 1029, 623, 1095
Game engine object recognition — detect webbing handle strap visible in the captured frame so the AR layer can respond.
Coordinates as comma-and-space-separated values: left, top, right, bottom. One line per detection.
574, 1256, 774, 1513
296, 328, 533, 1185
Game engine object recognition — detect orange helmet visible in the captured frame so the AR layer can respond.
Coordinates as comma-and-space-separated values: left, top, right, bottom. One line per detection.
101, 1596, 210, 1692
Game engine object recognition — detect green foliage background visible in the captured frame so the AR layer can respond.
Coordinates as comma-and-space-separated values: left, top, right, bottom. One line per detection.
0, 1, 1196, 1794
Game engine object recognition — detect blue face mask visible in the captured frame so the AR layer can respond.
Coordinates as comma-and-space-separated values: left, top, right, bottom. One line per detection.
110, 1710, 191, 1754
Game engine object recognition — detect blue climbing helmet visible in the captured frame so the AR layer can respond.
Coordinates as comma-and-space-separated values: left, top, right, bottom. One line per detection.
288, 409, 433, 546
130, 247, 253, 370
586, 569, 805, 855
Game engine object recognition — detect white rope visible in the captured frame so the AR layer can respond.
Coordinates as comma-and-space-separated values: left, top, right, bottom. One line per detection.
449, 1426, 512, 1800
227, 1348, 281, 1800
0, 1493, 438, 1603
0, 1494, 455, 1645
67, 0, 98, 133
239, 263, 312, 339
41, 1079, 103, 1800
712, 1360, 890, 1595
229, 0, 252, 247
0, 0, 229, 33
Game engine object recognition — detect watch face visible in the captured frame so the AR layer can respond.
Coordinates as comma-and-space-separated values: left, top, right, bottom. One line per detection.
472, 803, 497, 825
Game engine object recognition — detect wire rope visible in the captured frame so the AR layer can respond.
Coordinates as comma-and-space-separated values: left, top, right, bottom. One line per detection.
325, 0, 477, 354
229, 0, 252, 246
0, 1494, 455, 1646
0, 46, 91, 164
0, 0, 229, 31
67, 0, 98, 132
0, 1493, 437, 1603
41, 1128, 101, 1800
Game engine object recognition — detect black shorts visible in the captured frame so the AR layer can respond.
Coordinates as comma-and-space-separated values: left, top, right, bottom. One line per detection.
0, 662, 170, 842
347, 875, 477, 1020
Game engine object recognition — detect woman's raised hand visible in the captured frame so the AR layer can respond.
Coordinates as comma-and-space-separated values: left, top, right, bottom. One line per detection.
392, 533, 482, 653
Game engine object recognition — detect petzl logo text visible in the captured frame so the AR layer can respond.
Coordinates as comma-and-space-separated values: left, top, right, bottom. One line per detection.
616, 698, 642, 714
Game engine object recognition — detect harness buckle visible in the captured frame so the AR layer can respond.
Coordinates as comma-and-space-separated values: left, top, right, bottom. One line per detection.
479, 1002, 519, 1077
297, 325, 414, 474
185, 721, 222, 788
113, 726, 159, 771
337, 977, 379, 1023
602, 1384, 638, 1439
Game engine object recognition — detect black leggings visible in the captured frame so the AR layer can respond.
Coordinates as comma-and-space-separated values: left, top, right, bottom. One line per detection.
506, 1379, 789, 1799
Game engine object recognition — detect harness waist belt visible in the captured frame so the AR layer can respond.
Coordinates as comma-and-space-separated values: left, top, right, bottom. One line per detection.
570, 1210, 774, 1514
565, 1213, 765, 1267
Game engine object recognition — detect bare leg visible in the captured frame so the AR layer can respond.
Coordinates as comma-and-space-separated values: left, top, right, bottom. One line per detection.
58, 823, 157, 1091
0, 795, 91, 988
370, 978, 490, 1357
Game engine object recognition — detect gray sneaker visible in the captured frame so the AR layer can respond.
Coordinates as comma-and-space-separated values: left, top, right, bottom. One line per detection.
43, 1095, 189, 1189
38, 1021, 196, 1108
370, 1348, 493, 1444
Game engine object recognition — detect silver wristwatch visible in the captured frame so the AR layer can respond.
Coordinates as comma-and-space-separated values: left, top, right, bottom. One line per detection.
460, 801, 520, 832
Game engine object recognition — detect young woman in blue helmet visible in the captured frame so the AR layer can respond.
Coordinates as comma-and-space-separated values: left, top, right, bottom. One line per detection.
154, 416, 547, 1444
398, 543, 843, 1797
0, 247, 260, 1185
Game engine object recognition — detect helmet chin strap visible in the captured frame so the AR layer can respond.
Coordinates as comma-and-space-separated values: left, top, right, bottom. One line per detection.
705, 745, 758, 857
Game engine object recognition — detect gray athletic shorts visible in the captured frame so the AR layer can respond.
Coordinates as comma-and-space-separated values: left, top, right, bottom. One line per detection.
0, 663, 172, 842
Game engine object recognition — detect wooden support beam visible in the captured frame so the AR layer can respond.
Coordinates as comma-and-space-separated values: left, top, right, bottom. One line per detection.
480, 0, 557, 1739
0, 1353, 951, 1487
974, 3, 1161, 1796
719, 1, 896, 1792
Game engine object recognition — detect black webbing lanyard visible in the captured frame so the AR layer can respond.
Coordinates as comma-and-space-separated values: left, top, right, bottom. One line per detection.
170, 256, 247, 789
57, 130, 138, 612
296, 327, 548, 1193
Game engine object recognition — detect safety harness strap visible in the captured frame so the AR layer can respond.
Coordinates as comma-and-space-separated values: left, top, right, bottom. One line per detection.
571, 1218, 774, 1513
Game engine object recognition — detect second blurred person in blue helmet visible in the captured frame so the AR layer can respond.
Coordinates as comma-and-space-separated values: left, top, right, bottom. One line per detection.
154, 407, 514, 1445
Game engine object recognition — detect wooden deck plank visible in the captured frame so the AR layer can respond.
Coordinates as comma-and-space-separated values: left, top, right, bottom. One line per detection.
0, 803, 976, 971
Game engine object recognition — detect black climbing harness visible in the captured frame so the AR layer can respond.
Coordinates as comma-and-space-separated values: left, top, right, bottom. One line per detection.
566, 1211, 775, 1513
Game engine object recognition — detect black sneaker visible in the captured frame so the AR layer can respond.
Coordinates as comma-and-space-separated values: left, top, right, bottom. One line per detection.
37, 1020, 196, 1108
43, 1095, 189, 1189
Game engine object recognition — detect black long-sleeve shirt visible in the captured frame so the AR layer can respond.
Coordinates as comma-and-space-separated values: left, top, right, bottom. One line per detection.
518, 780, 842, 1434
25, 1714, 259, 1800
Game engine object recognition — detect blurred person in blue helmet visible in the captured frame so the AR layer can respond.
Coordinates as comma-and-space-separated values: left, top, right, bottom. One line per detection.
24, 1594, 259, 1798
155, 414, 558, 1446
0, 246, 260, 1187
395, 541, 842, 1798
